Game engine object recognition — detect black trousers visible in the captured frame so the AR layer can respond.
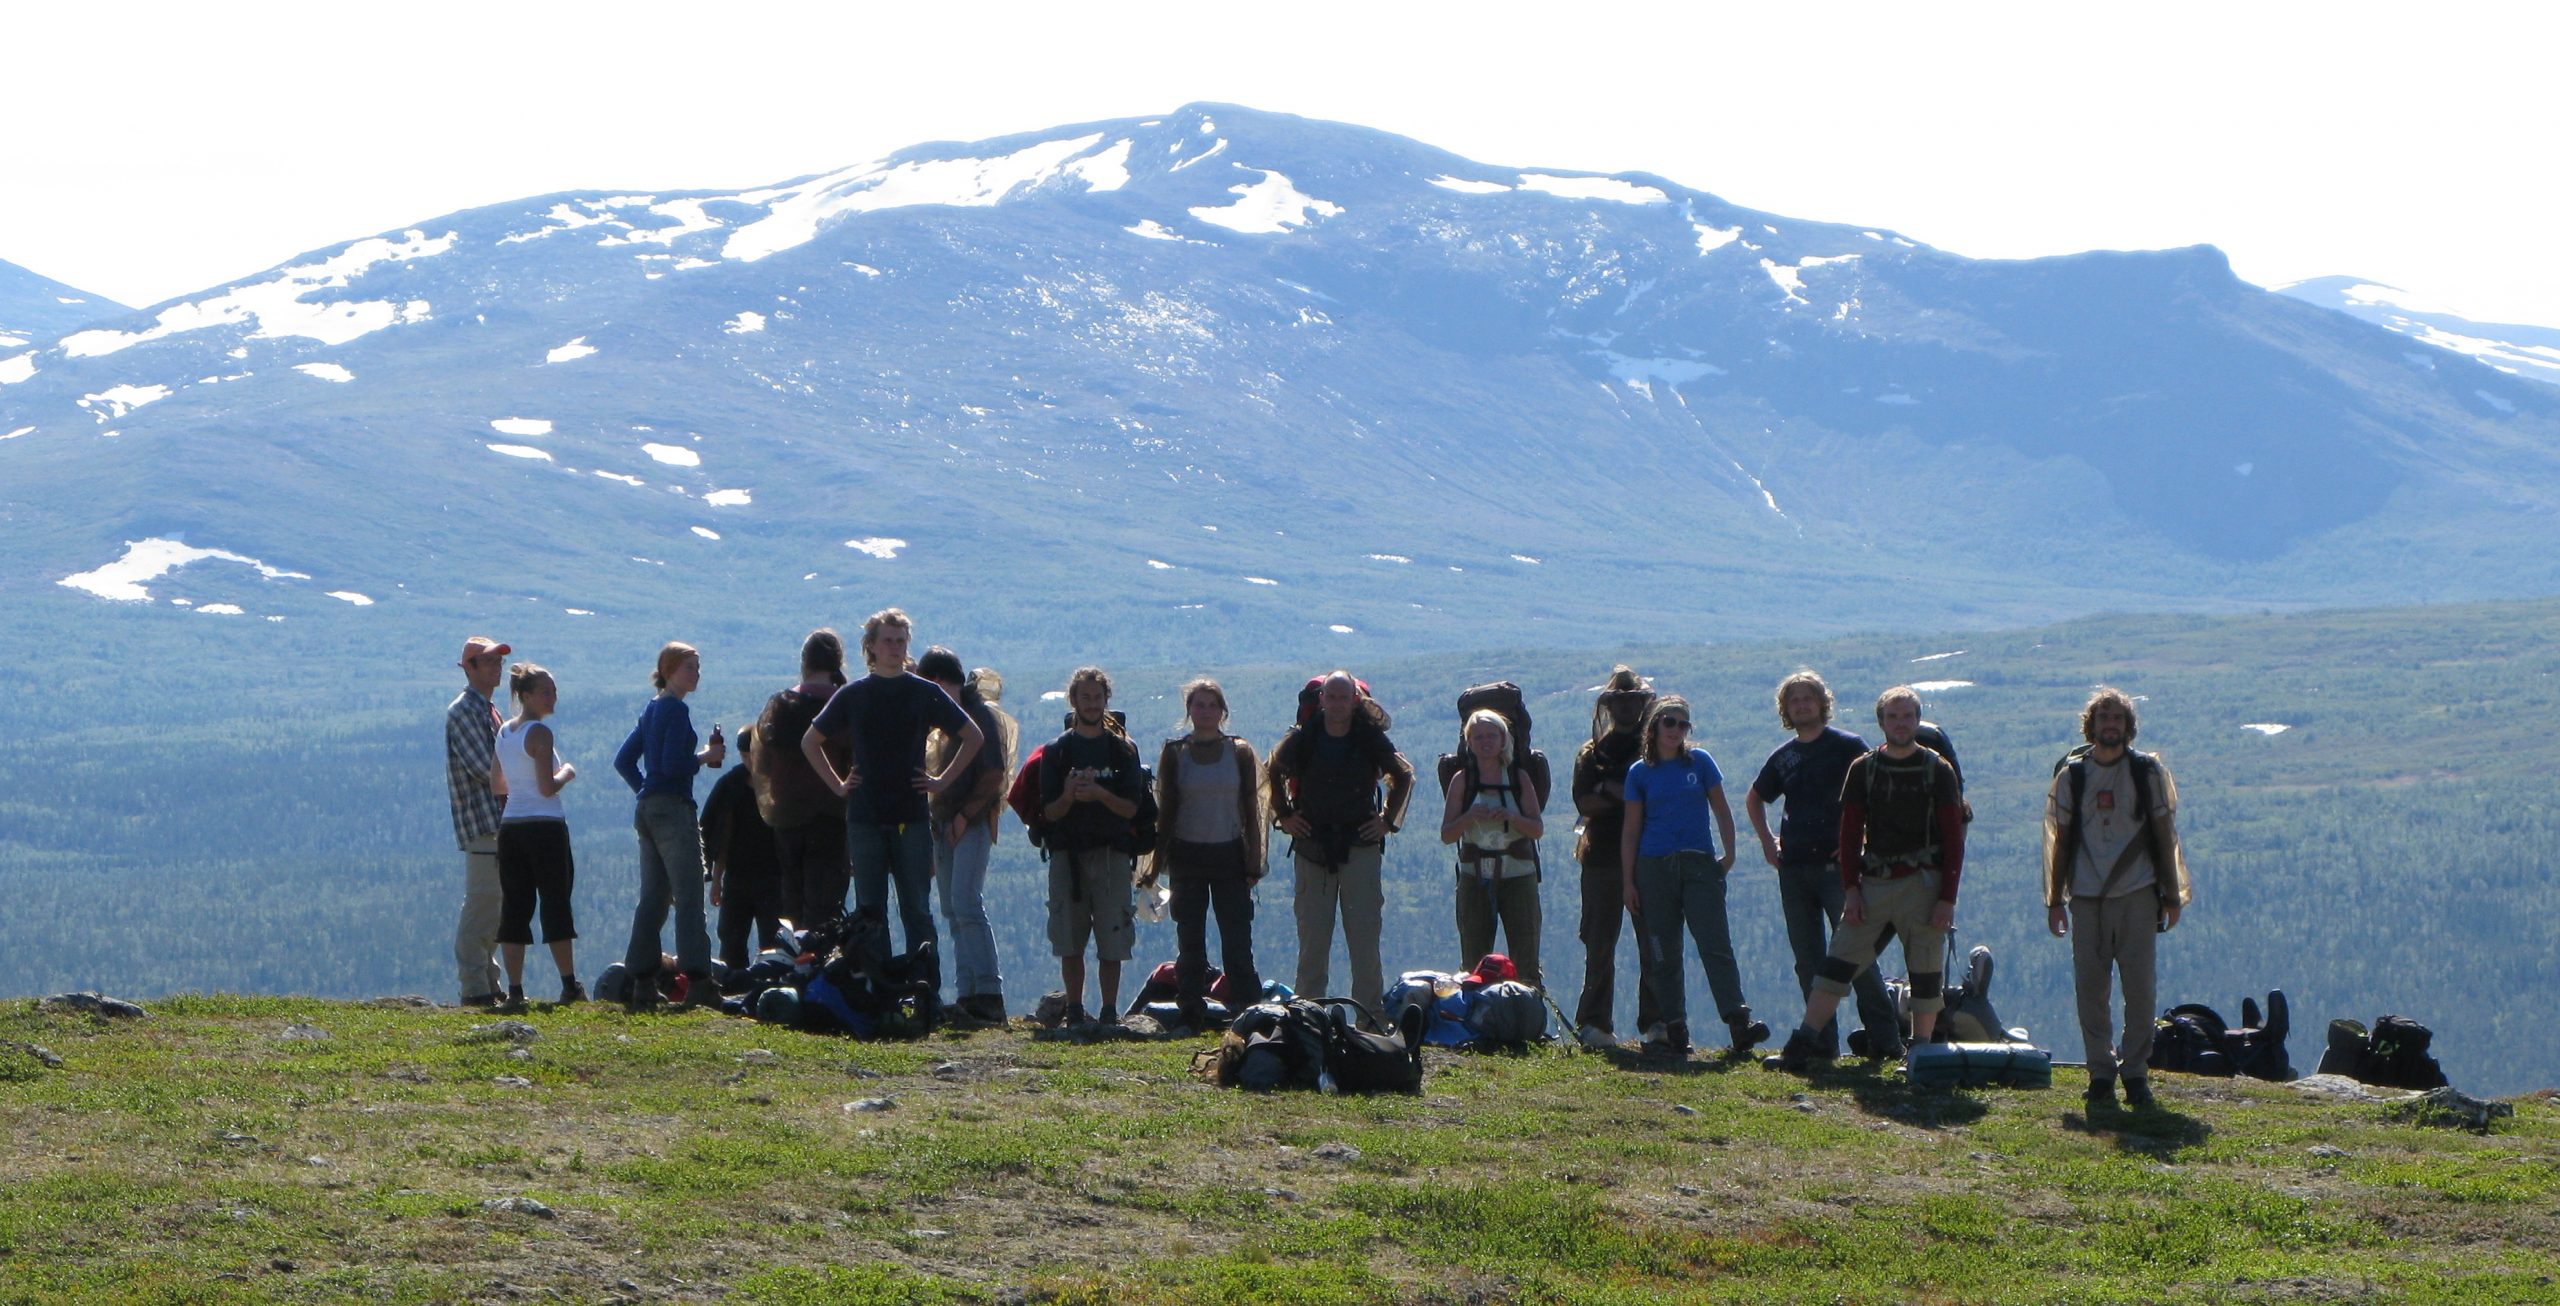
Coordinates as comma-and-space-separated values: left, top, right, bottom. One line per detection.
1575, 850, 1658, 1034
773, 818, 849, 929
1166, 837, 1259, 1011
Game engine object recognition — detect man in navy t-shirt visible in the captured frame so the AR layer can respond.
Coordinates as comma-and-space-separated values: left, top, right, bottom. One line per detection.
1747, 670, 1901, 1060
800, 608, 984, 998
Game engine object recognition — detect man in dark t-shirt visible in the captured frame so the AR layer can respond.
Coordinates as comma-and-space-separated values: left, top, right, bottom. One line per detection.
800, 609, 983, 999
1746, 670, 1901, 1060
1038, 666, 1145, 1027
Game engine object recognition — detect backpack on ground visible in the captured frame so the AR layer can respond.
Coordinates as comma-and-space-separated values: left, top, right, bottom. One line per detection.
1463, 979, 1549, 1048
2148, 1003, 2234, 1076
1384, 970, 1476, 1047
2316, 1014, 2446, 1090
1206, 997, 1332, 1091
1434, 681, 1554, 815
1319, 998, 1427, 1095
2221, 990, 2296, 1081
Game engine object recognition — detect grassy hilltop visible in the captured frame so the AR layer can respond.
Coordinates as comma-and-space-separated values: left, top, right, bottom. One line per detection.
2, 997, 2555, 1304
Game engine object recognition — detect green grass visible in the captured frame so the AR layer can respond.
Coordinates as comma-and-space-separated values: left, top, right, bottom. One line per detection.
3, 995, 2557, 1303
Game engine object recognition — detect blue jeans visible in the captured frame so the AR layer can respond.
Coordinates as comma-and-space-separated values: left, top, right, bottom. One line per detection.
626, 794, 711, 977
1778, 858, 1900, 1055
933, 822, 1001, 1000
1635, 851, 1748, 1031
849, 818, 938, 994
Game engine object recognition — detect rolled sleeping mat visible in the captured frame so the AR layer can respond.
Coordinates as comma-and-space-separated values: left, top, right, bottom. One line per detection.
1905, 1041, 2054, 1090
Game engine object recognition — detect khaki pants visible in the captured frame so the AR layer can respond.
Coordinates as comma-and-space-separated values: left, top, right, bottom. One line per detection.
1454, 871, 1541, 988
2071, 892, 2160, 1081
453, 836, 504, 1002
1814, 871, 1947, 1013
1293, 843, 1384, 1003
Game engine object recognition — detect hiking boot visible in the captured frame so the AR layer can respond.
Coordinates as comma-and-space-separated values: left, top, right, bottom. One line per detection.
460, 992, 500, 1009
968, 994, 1009, 1026
2084, 1075, 2118, 1110
623, 978, 662, 1014
673, 973, 716, 1010
2122, 1077, 2156, 1110
1575, 1024, 1618, 1052
498, 987, 527, 1015
558, 977, 586, 1006
1065, 1003, 1092, 1030
1865, 1035, 1908, 1063
1725, 1010, 1771, 1057
1772, 1027, 1829, 1074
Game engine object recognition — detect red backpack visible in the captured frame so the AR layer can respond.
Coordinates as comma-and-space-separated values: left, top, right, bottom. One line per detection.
1005, 742, 1052, 851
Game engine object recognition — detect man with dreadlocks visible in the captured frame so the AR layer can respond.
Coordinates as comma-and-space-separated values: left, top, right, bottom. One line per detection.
1039, 666, 1147, 1029
1569, 665, 1657, 1050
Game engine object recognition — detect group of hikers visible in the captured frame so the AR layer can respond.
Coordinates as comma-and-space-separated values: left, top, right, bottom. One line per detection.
443, 609, 2192, 1108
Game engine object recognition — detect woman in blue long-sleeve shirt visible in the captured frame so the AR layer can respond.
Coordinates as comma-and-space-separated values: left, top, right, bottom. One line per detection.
614, 641, 726, 1009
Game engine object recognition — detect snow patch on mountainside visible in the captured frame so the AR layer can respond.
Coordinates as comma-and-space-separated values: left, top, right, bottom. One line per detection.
59, 538, 310, 603
327, 591, 373, 606
3, 426, 35, 441
725, 312, 766, 334
1064, 139, 1134, 190
1517, 174, 1669, 205
721, 133, 1117, 263
0, 352, 33, 384
79, 383, 170, 419
59, 231, 452, 356
491, 417, 552, 437
703, 489, 751, 506
642, 443, 700, 467
1427, 175, 1512, 195
294, 363, 354, 382
1126, 220, 1208, 244
2241, 722, 2291, 736
846, 537, 906, 559
546, 338, 597, 364
1598, 352, 1726, 393
1189, 167, 1343, 235
488, 444, 552, 461
1909, 680, 1974, 693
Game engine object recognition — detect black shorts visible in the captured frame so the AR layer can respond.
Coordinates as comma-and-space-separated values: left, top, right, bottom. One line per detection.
497, 820, 578, 944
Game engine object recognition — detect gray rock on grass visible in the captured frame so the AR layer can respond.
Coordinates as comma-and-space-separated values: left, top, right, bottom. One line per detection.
39, 992, 148, 1019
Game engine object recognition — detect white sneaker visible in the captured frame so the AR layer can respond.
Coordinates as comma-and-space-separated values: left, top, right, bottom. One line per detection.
1576, 1024, 1618, 1051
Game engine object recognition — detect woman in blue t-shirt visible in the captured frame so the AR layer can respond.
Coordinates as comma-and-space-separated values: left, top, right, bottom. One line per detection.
1618, 694, 1768, 1059
612, 641, 727, 1009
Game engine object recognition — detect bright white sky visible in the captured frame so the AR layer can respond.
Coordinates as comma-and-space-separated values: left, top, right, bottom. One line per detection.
5, 1, 2554, 325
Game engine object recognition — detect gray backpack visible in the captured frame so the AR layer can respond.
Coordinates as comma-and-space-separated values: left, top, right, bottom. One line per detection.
1465, 980, 1548, 1046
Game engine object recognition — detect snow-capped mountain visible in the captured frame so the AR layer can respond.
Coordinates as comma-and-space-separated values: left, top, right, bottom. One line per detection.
0, 257, 123, 352
5, 104, 2557, 663
2277, 276, 2560, 388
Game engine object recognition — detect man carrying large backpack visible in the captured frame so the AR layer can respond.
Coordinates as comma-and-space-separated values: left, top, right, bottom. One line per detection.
1746, 670, 1902, 1062
1266, 671, 1415, 1006
2043, 686, 2192, 1111
1039, 666, 1148, 1028
1773, 686, 1967, 1072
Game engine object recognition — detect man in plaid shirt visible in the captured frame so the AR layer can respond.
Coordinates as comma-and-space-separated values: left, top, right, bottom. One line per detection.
446, 636, 510, 1006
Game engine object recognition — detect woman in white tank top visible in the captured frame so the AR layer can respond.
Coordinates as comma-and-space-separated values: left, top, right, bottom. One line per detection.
1439, 709, 1546, 986
493, 663, 582, 1009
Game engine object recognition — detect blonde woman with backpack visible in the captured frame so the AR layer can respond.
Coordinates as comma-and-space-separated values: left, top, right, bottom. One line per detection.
1439, 708, 1544, 987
